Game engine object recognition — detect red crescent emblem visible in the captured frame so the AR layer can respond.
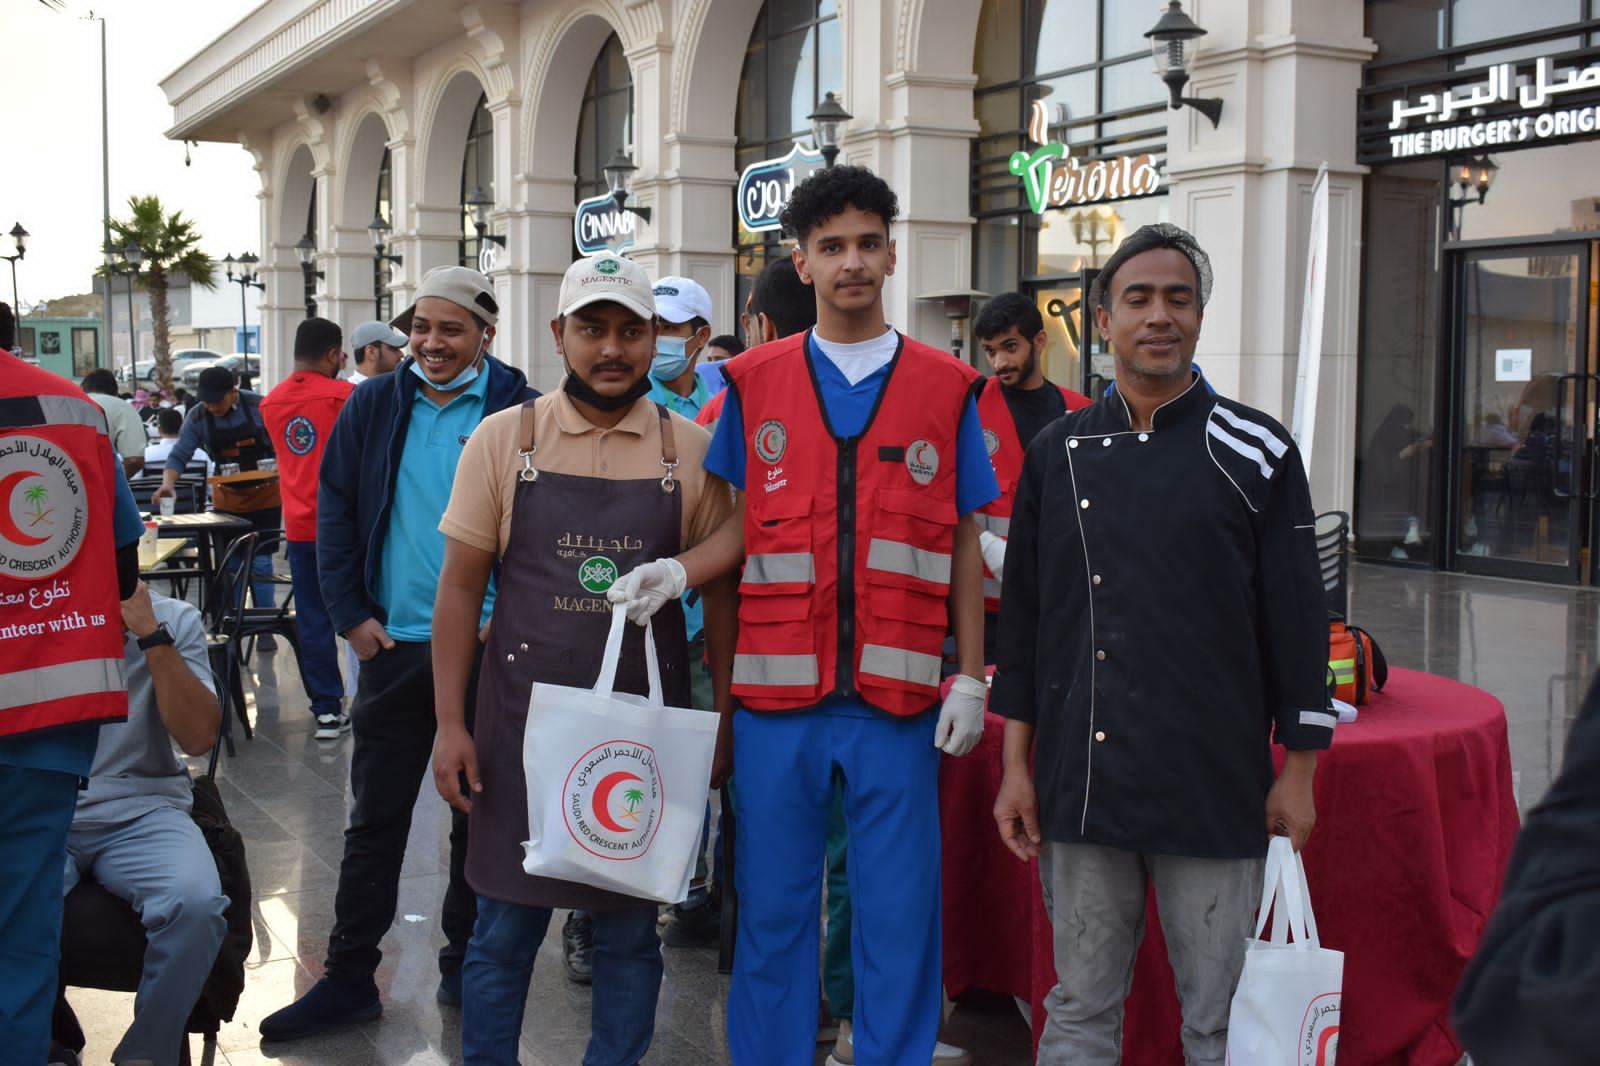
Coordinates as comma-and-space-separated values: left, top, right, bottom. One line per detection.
0, 470, 51, 547
590, 771, 644, 834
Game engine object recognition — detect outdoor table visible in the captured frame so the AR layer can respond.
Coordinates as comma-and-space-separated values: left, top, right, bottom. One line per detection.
137, 537, 184, 573
938, 667, 1519, 1066
148, 511, 254, 612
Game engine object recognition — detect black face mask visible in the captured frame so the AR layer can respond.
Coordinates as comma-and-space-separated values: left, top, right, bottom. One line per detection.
563, 368, 652, 412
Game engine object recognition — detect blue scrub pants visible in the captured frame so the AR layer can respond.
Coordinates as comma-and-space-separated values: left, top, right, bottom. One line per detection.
0, 766, 82, 1066
728, 707, 942, 1066
286, 540, 344, 718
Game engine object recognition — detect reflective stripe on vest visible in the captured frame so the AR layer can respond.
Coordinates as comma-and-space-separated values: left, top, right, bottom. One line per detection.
37, 394, 112, 433
858, 644, 941, 690
733, 652, 820, 687
865, 539, 951, 585
744, 552, 817, 585
973, 512, 1010, 537
0, 657, 126, 712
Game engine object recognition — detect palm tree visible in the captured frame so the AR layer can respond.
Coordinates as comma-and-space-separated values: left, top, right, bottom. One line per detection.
622, 788, 645, 821
23, 484, 48, 522
103, 195, 215, 393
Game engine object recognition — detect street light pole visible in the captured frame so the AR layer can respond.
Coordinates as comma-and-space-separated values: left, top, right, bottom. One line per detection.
91, 12, 113, 365
225, 253, 263, 353
1, 223, 24, 321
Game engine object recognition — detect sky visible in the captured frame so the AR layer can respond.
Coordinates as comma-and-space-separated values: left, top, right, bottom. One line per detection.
1, 0, 262, 306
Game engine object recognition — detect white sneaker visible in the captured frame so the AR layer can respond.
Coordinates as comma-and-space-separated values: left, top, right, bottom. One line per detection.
314, 713, 351, 740
824, 1020, 971, 1066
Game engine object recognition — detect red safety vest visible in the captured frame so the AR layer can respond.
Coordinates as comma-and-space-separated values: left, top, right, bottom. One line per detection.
727, 331, 978, 717
974, 376, 1091, 612
0, 354, 129, 737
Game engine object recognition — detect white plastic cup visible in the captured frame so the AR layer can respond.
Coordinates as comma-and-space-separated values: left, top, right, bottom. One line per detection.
159, 496, 176, 517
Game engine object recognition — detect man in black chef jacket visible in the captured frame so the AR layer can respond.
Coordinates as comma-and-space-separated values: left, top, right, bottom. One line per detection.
989, 224, 1331, 1066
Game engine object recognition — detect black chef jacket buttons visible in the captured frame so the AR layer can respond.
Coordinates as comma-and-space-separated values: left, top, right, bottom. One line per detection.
1096, 649, 1107, 661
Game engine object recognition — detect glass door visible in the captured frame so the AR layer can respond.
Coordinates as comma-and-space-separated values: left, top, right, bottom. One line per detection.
1449, 242, 1595, 582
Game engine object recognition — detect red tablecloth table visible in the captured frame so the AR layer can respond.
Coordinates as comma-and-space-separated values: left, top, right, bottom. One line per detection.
940, 668, 1519, 1066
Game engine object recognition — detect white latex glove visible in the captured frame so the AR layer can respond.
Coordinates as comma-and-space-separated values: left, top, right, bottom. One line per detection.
605, 557, 688, 625
934, 673, 988, 756
978, 529, 1007, 578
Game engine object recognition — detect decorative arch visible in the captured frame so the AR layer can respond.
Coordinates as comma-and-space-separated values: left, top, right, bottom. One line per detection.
900, 0, 981, 76
673, 0, 764, 138
276, 143, 317, 242
416, 67, 492, 208
521, 8, 630, 180
339, 110, 393, 229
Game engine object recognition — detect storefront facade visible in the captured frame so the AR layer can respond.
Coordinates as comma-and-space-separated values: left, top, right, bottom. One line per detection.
163, 0, 1371, 513
1356, 3, 1600, 583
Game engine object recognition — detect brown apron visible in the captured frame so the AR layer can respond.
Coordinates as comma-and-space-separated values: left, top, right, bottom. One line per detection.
467, 399, 691, 910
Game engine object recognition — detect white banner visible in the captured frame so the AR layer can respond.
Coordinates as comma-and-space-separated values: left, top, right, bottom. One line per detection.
1291, 163, 1330, 473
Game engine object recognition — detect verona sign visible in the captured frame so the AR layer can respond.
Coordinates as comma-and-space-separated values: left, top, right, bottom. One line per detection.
1008, 100, 1161, 214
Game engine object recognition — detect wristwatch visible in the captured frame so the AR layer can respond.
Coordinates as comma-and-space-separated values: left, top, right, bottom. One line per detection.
136, 623, 176, 651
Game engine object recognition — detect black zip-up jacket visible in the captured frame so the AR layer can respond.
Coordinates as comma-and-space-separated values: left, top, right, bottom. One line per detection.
989, 373, 1331, 858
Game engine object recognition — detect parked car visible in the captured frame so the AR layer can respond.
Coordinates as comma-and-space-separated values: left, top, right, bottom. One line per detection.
179, 353, 262, 391
116, 349, 221, 393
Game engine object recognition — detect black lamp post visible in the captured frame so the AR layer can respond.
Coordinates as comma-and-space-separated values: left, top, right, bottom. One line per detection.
464, 186, 509, 254
224, 252, 264, 354
808, 92, 852, 168
294, 234, 323, 318
367, 214, 404, 318
1144, 1, 1223, 129
1447, 155, 1497, 239
2, 223, 26, 323
601, 152, 652, 224
103, 240, 141, 366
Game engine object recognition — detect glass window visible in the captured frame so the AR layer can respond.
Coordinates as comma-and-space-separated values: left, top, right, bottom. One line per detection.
1031, 0, 1096, 75
18, 326, 34, 358
1453, 141, 1600, 242
978, 0, 1023, 88
734, 0, 841, 283
576, 35, 634, 205
304, 186, 318, 318
1100, 57, 1161, 117
1367, 0, 1445, 58
1099, 0, 1151, 60
1354, 160, 1441, 561
373, 147, 393, 322
1449, 0, 1581, 45
72, 328, 98, 377
459, 94, 494, 267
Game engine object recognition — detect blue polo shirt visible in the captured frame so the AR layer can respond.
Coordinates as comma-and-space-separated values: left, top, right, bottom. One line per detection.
378, 371, 496, 641
647, 371, 713, 641
704, 338, 997, 718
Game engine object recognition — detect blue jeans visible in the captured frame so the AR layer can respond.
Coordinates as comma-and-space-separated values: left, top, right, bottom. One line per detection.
286, 540, 343, 717
462, 897, 662, 1065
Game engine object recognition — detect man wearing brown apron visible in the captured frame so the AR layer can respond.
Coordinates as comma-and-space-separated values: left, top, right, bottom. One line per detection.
432, 253, 736, 1065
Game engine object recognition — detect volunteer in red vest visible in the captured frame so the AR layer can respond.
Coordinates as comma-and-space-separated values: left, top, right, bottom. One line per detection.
610, 165, 999, 1066
971, 292, 1091, 661
0, 302, 144, 1063
430, 252, 735, 1064
260, 317, 356, 738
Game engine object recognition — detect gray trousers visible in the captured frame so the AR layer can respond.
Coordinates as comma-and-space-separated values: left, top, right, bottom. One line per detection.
64, 805, 228, 1066
1036, 842, 1263, 1066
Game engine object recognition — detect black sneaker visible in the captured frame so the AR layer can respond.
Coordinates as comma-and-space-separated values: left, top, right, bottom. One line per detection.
436, 966, 462, 1007
259, 976, 381, 1041
562, 910, 593, 985
661, 892, 721, 949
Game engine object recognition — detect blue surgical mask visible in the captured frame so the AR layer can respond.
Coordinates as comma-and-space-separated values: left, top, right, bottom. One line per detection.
651, 336, 691, 382
409, 335, 486, 392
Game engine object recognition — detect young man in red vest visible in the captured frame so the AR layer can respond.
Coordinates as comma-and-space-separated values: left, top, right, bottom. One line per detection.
610, 166, 998, 1065
259, 317, 355, 738
971, 293, 1091, 662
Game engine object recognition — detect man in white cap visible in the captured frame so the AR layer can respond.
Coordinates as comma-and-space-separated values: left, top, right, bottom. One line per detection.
260, 265, 537, 1042
430, 252, 735, 1064
346, 319, 407, 385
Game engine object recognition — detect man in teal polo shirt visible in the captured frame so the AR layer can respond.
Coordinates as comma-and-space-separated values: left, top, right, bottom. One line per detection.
261, 266, 537, 1041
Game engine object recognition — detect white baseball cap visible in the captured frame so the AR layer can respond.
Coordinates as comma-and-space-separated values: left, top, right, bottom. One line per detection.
559, 254, 656, 321
651, 276, 713, 326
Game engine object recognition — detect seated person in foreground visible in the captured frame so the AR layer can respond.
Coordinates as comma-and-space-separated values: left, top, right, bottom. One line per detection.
63, 582, 227, 1066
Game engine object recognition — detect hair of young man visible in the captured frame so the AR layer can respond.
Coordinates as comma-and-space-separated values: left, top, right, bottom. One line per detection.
708, 334, 745, 356
81, 368, 120, 396
293, 316, 343, 362
750, 256, 819, 338
974, 292, 1044, 342
778, 164, 899, 246
668, 316, 710, 334
1090, 227, 1207, 311
0, 302, 13, 349
156, 406, 184, 436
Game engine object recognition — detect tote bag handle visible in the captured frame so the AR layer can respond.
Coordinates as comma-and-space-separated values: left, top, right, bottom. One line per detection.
1252, 835, 1322, 949
594, 603, 664, 706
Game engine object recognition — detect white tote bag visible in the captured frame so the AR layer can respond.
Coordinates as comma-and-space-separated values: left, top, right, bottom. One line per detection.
521, 605, 719, 904
1226, 836, 1344, 1066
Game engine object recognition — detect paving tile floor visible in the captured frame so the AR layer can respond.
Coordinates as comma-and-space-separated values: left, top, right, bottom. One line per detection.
64, 563, 1600, 1065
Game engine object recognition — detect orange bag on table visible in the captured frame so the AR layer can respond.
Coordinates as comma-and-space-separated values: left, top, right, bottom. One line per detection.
1328, 622, 1387, 705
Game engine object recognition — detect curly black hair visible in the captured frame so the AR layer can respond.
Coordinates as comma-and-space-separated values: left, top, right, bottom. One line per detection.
973, 292, 1043, 342
779, 164, 899, 244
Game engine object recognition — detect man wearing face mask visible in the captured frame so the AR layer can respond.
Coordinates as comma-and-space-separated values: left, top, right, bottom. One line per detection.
259, 266, 536, 1042
430, 252, 736, 1064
